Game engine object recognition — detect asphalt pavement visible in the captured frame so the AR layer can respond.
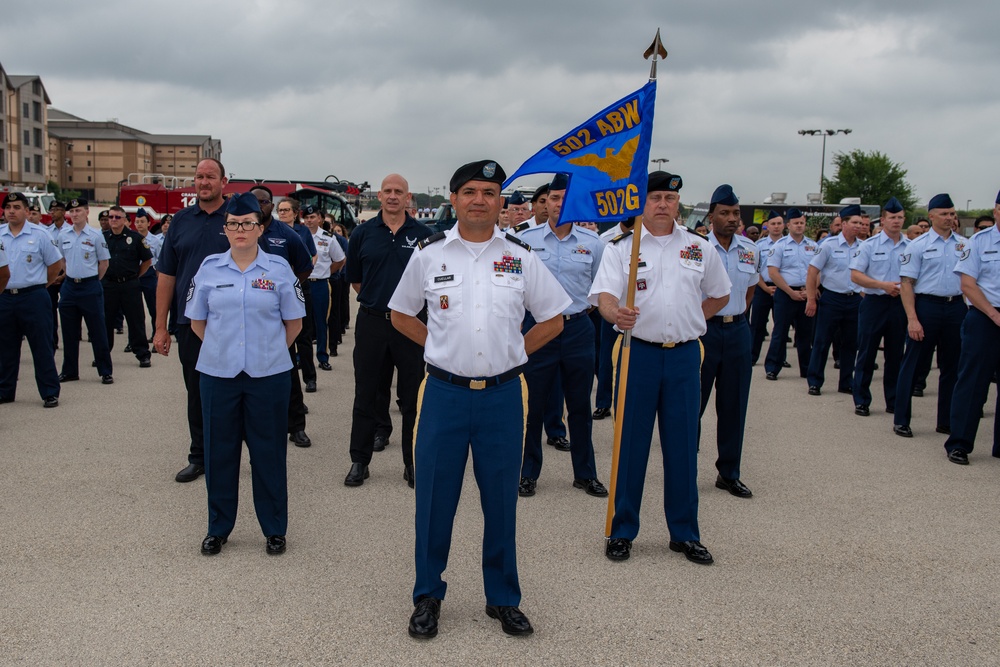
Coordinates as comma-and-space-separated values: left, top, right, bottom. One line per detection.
1, 314, 997, 666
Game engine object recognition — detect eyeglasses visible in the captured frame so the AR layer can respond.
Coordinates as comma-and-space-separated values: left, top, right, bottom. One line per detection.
224, 221, 260, 231
276, 208, 293, 213
108, 215, 125, 220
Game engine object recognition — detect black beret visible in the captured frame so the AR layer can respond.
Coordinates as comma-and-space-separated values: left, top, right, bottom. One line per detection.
531, 184, 550, 202
68, 197, 89, 209
50, 200, 67, 210
449, 160, 506, 193
648, 171, 682, 193
98, 210, 109, 219
28, 204, 40, 213
3, 192, 29, 207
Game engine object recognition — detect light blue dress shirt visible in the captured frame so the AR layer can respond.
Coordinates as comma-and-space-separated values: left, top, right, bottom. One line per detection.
708, 231, 759, 315
898, 229, 966, 297
186, 250, 306, 378
756, 235, 781, 283
850, 231, 908, 295
58, 225, 110, 279
766, 235, 819, 286
518, 223, 603, 316
954, 225, 1000, 307
809, 233, 859, 294
0, 222, 64, 288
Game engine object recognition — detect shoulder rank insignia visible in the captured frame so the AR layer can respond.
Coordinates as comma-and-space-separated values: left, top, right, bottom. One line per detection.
504, 233, 532, 251
512, 221, 531, 233
610, 230, 633, 245
417, 232, 446, 250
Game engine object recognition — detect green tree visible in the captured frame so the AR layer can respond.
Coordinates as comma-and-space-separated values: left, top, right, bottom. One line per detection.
822, 150, 918, 211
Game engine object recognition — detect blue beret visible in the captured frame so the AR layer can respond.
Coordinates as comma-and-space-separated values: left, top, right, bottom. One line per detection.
67, 197, 89, 209
785, 207, 805, 220
767, 209, 783, 221
883, 197, 904, 214
550, 173, 569, 191
839, 204, 862, 218
531, 184, 549, 202
710, 184, 739, 206
224, 192, 261, 216
135, 207, 149, 219
648, 171, 682, 192
508, 191, 527, 206
928, 193, 954, 210
302, 204, 318, 216
449, 160, 506, 192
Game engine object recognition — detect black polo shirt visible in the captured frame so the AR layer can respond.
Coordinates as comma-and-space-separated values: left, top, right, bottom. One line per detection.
259, 219, 314, 276
103, 228, 153, 280
346, 213, 433, 311
156, 203, 229, 325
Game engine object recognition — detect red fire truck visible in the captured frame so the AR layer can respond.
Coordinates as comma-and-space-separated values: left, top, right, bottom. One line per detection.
116, 174, 367, 231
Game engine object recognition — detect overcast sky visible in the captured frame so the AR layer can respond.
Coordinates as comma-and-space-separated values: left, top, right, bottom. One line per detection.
5, 1, 999, 208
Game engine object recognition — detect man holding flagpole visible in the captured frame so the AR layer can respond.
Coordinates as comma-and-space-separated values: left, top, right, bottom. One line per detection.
589, 172, 731, 564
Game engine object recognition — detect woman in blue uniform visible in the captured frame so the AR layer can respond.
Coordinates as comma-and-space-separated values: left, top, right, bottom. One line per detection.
186, 193, 306, 556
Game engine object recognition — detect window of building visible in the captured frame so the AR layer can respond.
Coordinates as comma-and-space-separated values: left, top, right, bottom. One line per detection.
86, 144, 91, 151
87, 160, 91, 167
0, 149, 5, 171
34, 128, 42, 148
24, 157, 31, 173
22, 102, 29, 118
87, 176, 92, 182
32, 80, 41, 95
24, 130, 30, 145
68, 175, 73, 182
32, 101, 41, 122
34, 155, 42, 174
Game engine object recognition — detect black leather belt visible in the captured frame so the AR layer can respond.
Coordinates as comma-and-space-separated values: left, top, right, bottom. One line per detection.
360, 305, 391, 320
709, 314, 746, 325
426, 364, 524, 390
917, 294, 963, 304
764, 282, 776, 287
630, 336, 695, 349
788, 285, 805, 290
3, 284, 45, 295
563, 310, 591, 321
104, 275, 138, 284
67, 275, 99, 284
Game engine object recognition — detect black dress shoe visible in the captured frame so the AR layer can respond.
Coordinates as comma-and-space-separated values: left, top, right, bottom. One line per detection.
782, 361, 792, 368
319, 362, 332, 371
404, 464, 415, 488
808, 386, 821, 396
116, 328, 124, 335
573, 478, 609, 497
101, 375, 114, 385
175, 463, 205, 483
58, 373, 79, 382
715, 475, 753, 498
91, 360, 97, 367
947, 449, 969, 465
201, 535, 227, 556
838, 387, 852, 394
546, 435, 571, 451
936, 426, 951, 435
485, 605, 533, 636
304, 380, 317, 393
669, 540, 714, 565
833, 360, 841, 369
344, 463, 369, 487
373, 435, 388, 452
518, 477, 536, 497
592, 407, 612, 420
303, 404, 309, 414
765, 372, 778, 381
43, 396, 59, 408
139, 358, 151, 368
408, 597, 441, 639
605, 537, 632, 561
893, 425, 913, 438
855, 405, 870, 417
266, 535, 286, 555
124, 343, 133, 353
886, 406, 895, 414
289, 430, 312, 447
0, 396, 15, 404
331, 348, 338, 357
912, 387, 924, 397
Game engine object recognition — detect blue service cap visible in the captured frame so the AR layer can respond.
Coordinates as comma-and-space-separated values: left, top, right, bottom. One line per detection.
883, 197, 904, 214
135, 207, 149, 219
839, 204, 862, 218
928, 193, 954, 210
648, 171, 682, 192
785, 207, 805, 220
767, 209, 783, 221
550, 173, 569, 191
502, 198, 509, 210
995, 189, 1000, 205
224, 192, 262, 216
508, 191, 527, 206
710, 184, 739, 206
449, 160, 506, 192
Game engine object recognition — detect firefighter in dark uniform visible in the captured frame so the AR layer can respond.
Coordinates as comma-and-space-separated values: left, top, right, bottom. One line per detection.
0, 192, 63, 407
103, 206, 153, 367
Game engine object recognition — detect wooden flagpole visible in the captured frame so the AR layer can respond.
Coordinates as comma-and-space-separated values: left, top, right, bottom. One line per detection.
605, 28, 667, 538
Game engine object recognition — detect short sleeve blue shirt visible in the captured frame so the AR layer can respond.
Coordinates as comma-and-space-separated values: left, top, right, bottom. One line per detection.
186, 250, 306, 378
708, 232, 759, 315
58, 225, 110, 279
850, 231, 908, 295
954, 225, 1000, 307
808, 233, 859, 293
755, 235, 781, 282
767, 235, 818, 286
898, 229, 966, 297
517, 223, 603, 315
0, 222, 64, 288
156, 203, 230, 324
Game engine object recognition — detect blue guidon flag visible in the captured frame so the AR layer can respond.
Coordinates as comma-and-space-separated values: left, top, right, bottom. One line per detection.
504, 80, 656, 225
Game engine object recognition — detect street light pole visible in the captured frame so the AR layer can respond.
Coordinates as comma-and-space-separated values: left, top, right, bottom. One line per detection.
798, 129, 852, 203
651, 157, 669, 169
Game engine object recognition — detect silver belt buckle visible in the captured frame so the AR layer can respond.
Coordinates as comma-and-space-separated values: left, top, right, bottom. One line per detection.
469, 379, 487, 390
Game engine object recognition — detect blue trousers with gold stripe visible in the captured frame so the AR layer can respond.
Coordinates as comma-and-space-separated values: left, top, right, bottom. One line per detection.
610, 337, 701, 543
412, 374, 525, 606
